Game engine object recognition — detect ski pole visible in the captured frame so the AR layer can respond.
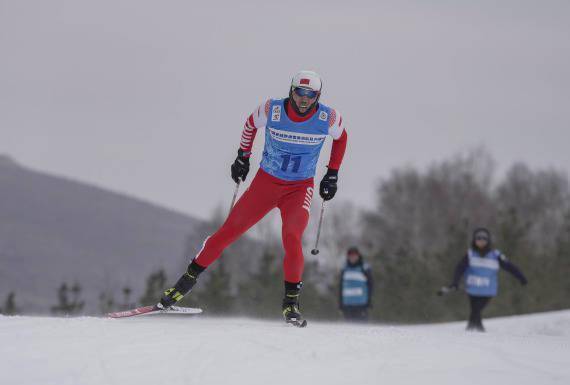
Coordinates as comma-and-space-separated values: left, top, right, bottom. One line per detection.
311, 201, 326, 255
228, 180, 241, 216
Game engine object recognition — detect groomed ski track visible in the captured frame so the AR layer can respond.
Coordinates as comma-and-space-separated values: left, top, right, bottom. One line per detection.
1, 311, 569, 385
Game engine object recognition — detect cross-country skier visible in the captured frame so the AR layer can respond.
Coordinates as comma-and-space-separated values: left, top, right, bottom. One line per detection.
439, 227, 528, 332
157, 70, 348, 325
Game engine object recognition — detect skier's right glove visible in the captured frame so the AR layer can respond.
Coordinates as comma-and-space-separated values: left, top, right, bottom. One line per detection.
231, 149, 250, 183
319, 168, 338, 201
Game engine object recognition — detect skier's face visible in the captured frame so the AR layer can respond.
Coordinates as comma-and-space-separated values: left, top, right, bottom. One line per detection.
475, 235, 489, 249
347, 251, 360, 264
291, 87, 319, 113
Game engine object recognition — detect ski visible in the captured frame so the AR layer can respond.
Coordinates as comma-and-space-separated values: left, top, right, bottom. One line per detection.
107, 305, 202, 318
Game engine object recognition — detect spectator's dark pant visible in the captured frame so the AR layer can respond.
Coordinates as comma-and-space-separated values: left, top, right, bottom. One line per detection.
468, 295, 491, 331
341, 306, 369, 322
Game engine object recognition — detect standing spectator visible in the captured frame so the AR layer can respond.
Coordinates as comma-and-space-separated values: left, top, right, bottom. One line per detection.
439, 227, 528, 332
339, 247, 373, 321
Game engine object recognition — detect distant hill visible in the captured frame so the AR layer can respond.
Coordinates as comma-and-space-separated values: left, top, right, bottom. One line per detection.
0, 155, 260, 313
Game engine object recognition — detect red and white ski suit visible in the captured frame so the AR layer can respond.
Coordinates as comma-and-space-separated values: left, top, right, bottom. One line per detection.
194, 100, 347, 282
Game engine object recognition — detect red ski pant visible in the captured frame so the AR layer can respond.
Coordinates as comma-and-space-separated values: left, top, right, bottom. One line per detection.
194, 169, 314, 283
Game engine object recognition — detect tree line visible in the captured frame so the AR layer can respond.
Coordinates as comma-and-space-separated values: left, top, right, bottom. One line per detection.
361, 149, 570, 322
138, 149, 569, 323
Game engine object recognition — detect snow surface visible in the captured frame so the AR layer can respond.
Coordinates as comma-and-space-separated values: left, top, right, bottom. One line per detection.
1, 311, 569, 385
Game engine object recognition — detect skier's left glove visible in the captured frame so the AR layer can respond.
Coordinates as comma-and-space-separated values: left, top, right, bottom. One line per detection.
437, 284, 457, 296
231, 149, 250, 183
319, 168, 338, 201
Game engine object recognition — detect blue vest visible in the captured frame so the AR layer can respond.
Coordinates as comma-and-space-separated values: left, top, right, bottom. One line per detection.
341, 264, 370, 306
465, 249, 501, 297
260, 99, 331, 181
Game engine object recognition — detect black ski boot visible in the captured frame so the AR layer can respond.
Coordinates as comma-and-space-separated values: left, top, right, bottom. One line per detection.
157, 261, 204, 309
282, 282, 307, 328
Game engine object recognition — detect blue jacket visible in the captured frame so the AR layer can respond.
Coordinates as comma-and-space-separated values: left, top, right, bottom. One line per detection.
452, 248, 527, 297
339, 261, 373, 307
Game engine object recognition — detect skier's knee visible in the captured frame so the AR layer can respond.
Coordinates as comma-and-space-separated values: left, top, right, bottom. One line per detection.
282, 228, 302, 248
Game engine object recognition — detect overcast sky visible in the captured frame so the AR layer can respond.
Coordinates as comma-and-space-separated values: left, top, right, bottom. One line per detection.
1, 0, 569, 220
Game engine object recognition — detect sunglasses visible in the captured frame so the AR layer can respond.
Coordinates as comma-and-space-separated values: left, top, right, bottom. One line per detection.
475, 236, 489, 241
293, 87, 319, 99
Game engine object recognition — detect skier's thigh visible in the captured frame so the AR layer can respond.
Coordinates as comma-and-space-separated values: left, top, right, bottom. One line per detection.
279, 191, 311, 237
223, 176, 277, 232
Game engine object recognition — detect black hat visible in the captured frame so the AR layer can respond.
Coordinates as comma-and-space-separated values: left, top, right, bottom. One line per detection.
347, 246, 360, 255
471, 227, 492, 253
472, 227, 491, 241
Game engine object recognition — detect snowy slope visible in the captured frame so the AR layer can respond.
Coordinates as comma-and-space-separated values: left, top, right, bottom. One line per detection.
1, 311, 569, 385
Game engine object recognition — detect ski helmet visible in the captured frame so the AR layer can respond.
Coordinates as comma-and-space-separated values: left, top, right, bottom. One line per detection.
291, 70, 322, 93
289, 70, 322, 115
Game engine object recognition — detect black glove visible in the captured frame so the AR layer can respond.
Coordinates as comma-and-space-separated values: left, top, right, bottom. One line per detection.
520, 277, 528, 286
319, 168, 338, 201
231, 149, 250, 183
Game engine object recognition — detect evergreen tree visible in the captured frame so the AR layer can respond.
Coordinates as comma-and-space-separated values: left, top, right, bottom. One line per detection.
121, 286, 134, 310
99, 291, 115, 314
70, 281, 85, 313
51, 283, 68, 315
237, 251, 282, 318
554, 210, 570, 309
51, 281, 85, 315
199, 260, 234, 315
139, 269, 167, 306
1, 292, 18, 315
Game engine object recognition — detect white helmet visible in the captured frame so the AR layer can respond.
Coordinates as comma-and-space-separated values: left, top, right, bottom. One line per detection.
291, 70, 322, 92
